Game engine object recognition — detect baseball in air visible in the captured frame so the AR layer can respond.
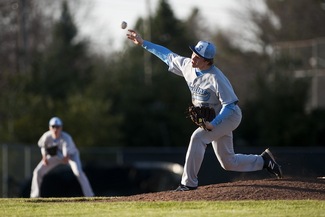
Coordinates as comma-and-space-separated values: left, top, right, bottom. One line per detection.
121, 21, 127, 29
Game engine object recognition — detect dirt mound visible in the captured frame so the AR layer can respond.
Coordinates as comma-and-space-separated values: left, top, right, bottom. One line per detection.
107, 178, 325, 201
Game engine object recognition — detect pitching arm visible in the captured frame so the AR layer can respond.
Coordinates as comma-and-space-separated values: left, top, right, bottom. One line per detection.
142, 40, 172, 65
126, 30, 172, 64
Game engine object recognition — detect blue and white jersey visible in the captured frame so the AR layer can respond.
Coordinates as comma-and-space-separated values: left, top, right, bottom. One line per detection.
142, 40, 239, 125
167, 54, 238, 114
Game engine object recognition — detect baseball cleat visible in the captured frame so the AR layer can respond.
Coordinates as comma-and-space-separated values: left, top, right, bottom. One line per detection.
174, 185, 197, 192
261, 148, 283, 179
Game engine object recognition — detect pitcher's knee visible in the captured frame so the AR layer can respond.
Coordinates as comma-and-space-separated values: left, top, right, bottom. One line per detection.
190, 132, 207, 147
219, 158, 237, 171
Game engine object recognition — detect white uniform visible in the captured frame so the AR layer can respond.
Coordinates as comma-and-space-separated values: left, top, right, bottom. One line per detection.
30, 131, 94, 197
140, 39, 265, 188
167, 54, 264, 188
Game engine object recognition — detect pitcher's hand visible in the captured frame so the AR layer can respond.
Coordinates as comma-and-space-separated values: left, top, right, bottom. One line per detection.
204, 121, 214, 131
127, 30, 144, 45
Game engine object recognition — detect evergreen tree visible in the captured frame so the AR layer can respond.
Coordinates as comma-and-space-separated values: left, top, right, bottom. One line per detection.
95, 0, 202, 147
240, 72, 311, 146
31, 1, 92, 100
0, 1, 123, 146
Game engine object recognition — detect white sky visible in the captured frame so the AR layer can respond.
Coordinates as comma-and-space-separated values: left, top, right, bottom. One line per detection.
77, 0, 242, 53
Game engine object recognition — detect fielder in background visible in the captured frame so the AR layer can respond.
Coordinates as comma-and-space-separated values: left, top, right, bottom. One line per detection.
126, 29, 283, 191
30, 117, 94, 198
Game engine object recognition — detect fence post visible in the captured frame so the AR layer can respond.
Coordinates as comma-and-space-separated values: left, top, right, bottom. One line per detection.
24, 145, 31, 179
2, 144, 8, 198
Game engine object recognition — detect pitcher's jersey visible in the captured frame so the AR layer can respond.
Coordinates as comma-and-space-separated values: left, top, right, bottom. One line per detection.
167, 53, 238, 113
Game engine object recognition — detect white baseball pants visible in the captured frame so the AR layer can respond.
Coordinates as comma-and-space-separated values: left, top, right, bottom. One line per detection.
30, 152, 94, 198
181, 105, 264, 187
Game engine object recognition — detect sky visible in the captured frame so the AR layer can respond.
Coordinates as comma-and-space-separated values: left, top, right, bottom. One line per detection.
77, 0, 242, 53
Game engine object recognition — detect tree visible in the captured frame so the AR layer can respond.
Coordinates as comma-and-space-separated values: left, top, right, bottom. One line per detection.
240, 71, 311, 146
0, 1, 124, 146
228, 0, 325, 147
30, 1, 92, 100
265, 0, 325, 41
0, 0, 54, 142
93, 0, 203, 147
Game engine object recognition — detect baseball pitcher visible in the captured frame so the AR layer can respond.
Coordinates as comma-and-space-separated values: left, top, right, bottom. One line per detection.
126, 30, 283, 191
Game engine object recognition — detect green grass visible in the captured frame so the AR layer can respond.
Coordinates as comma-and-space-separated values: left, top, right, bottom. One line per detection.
0, 198, 324, 217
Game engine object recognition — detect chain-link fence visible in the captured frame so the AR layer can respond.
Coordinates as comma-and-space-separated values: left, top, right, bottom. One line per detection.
1, 144, 324, 198
1, 144, 34, 197
0, 143, 186, 198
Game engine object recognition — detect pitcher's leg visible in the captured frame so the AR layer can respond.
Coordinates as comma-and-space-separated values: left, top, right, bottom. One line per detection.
212, 134, 264, 172
181, 128, 211, 188
69, 153, 94, 197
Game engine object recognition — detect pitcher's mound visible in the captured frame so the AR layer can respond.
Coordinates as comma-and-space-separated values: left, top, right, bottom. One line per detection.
107, 178, 325, 201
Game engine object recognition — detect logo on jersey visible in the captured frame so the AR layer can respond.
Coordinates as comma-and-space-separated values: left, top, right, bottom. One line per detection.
189, 85, 210, 102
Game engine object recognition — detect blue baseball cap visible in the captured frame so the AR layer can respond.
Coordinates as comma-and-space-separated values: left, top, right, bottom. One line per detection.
189, 41, 216, 60
49, 117, 63, 126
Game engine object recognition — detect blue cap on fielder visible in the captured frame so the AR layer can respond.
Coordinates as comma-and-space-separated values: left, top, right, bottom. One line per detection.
189, 41, 216, 60
49, 117, 63, 126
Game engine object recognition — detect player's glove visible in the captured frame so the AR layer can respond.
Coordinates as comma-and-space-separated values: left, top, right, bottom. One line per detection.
187, 105, 216, 131
46, 146, 58, 156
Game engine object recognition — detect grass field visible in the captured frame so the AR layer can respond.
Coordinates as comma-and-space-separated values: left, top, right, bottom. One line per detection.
0, 198, 324, 217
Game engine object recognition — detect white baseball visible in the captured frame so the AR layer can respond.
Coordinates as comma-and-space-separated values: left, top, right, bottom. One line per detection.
121, 21, 127, 29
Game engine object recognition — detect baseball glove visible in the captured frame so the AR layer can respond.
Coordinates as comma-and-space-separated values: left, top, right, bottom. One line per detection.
46, 146, 58, 156
187, 105, 216, 131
